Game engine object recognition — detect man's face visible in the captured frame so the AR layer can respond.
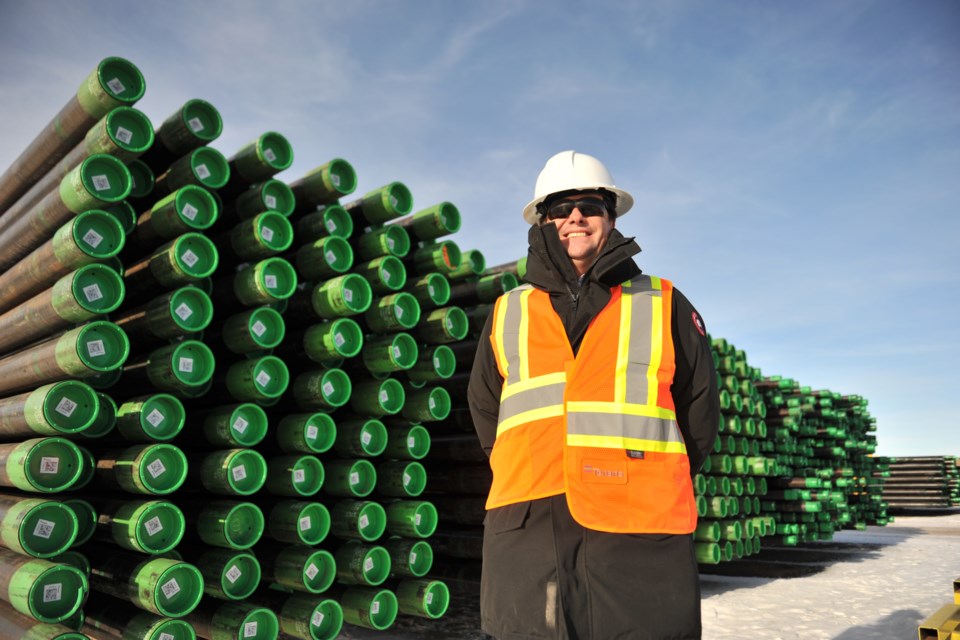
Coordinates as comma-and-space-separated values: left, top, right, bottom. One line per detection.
541, 192, 615, 275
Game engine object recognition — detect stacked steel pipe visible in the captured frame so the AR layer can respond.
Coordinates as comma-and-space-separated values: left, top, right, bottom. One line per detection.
878, 456, 960, 510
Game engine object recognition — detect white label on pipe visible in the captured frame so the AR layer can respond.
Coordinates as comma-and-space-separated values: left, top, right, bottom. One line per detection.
261, 225, 274, 242
395, 306, 404, 319
145, 516, 163, 535
433, 355, 441, 369
312, 611, 325, 627
175, 303, 194, 321
429, 397, 436, 410
107, 78, 126, 94
115, 126, 133, 144
195, 163, 211, 179
264, 148, 277, 162
322, 381, 334, 397
83, 228, 104, 248
265, 275, 277, 289
294, 468, 306, 483
428, 285, 435, 297
410, 551, 417, 563
383, 271, 392, 284
407, 436, 416, 450
56, 397, 78, 417
87, 339, 106, 357
333, 332, 345, 347
325, 250, 336, 265
179, 357, 194, 373
159, 634, 175, 640
182, 203, 199, 221
256, 371, 271, 388
426, 591, 434, 604
83, 283, 103, 302
349, 471, 360, 486
446, 318, 454, 331
226, 564, 242, 583
403, 472, 411, 487
147, 459, 166, 478
342, 287, 355, 305
392, 346, 401, 359
131, 175, 137, 189
299, 515, 312, 531
331, 174, 341, 187
188, 117, 204, 132
306, 425, 319, 440
33, 519, 56, 539
371, 600, 380, 615
390, 196, 399, 209
233, 416, 249, 434
39, 457, 59, 474
305, 563, 319, 579
43, 583, 62, 602
264, 195, 277, 209
232, 464, 247, 481
92, 174, 111, 191
386, 237, 395, 251
146, 409, 166, 427
161, 578, 180, 598
359, 514, 369, 529
326, 219, 337, 233
181, 249, 199, 267
243, 622, 258, 638
252, 320, 267, 337
379, 390, 388, 404
361, 431, 372, 445
415, 513, 423, 526
364, 557, 374, 572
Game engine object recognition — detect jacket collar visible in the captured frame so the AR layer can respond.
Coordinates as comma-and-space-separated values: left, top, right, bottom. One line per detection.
524, 223, 642, 294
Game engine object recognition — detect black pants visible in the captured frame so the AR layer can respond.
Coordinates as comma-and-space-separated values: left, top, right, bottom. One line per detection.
481, 495, 701, 640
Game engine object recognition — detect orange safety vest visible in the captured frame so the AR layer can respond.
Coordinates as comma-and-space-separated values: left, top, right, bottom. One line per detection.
487, 274, 697, 534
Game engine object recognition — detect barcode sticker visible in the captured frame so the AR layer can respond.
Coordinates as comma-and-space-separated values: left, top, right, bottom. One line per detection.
428, 285, 435, 297
33, 519, 56, 539
195, 164, 211, 179
410, 551, 417, 563
83, 228, 104, 248
175, 303, 193, 320
305, 563, 319, 579
115, 126, 133, 144
188, 117, 204, 132
325, 250, 336, 265
390, 196, 399, 209
43, 583, 61, 602
361, 431, 372, 445
387, 237, 395, 250
145, 516, 163, 535
294, 468, 305, 483
383, 271, 392, 284
226, 564, 242, 583
364, 557, 374, 572
395, 306, 404, 319
403, 472, 411, 487
147, 459, 166, 478
232, 465, 247, 481
426, 591, 434, 604
252, 320, 267, 336
415, 513, 422, 525
446, 318, 454, 331
181, 249, 199, 267
326, 219, 337, 233
333, 332, 345, 347
264, 148, 277, 162
322, 381, 334, 396
265, 275, 277, 289
331, 174, 341, 187
306, 425, 318, 440
146, 409, 165, 427
261, 225, 274, 242
256, 371, 271, 387
243, 622, 258, 638
92, 174, 111, 191
182, 203, 198, 221
392, 346, 401, 359
371, 600, 380, 614
40, 457, 59, 474
300, 515, 312, 531
407, 436, 416, 449
359, 514, 369, 528
265, 195, 277, 209
313, 611, 325, 626
87, 339, 106, 357
344, 288, 353, 302
161, 578, 180, 598
429, 397, 436, 410
233, 416, 249, 434
55, 397, 78, 417
107, 78, 126, 94
159, 634, 174, 640
83, 283, 103, 302
350, 472, 360, 486
379, 390, 388, 403
179, 357, 194, 373
433, 355, 441, 369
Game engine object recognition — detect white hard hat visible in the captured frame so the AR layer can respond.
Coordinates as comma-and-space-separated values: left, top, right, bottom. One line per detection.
522, 150, 634, 224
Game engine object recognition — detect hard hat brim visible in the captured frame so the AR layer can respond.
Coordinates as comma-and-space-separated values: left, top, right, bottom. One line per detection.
522, 187, 634, 225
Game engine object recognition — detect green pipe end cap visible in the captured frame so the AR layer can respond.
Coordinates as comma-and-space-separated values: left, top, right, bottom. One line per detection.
40, 381, 99, 434
319, 274, 373, 316
260, 179, 296, 217
219, 552, 261, 599
72, 210, 125, 259
22, 438, 83, 492
383, 225, 411, 258
181, 99, 223, 142
126, 159, 155, 198
146, 560, 204, 617
222, 449, 268, 495
290, 455, 325, 496
347, 460, 378, 500
137, 444, 189, 494
20, 562, 87, 623
378, 255, 408, 291
224, 403, 269, 448
302, 550, 337, 593
133, 501, 186, 554
377, 378, 406, 415
79, 154, 131, 203
133, 617, 196, 640
62, 499, 97, 548
97, 57, 145, 103
246, 306, 286, 349
226, 607, 279, 640
82, 393, 117, 438
399, 580, 450, 619
320, 368, 352, 408
258, 131, 294, 172
396, 539, 434, 578
325, 318, 364, 359
322, 205, 353, 238
168, 286, 214, 333
106, 107, 154, 153
430, 345, 457, 379
424, 273, 451, 306
190, 146, 230, 188
327, 158, 358, 196
311, 599, 345, 640
399, 461, 428, 497
172, 233, 219, 279
168, 340, 216, 387
342, 588, 397, 631
404, 424, 432, 460
388, 501, 438, 538
174, 184, 219, 230
255, 257, 298, 301
71, 263, 125, 315
256, 211, 294, 252
129, 394, 186, 441
390, 333, 418, 370
393, 293, 421, 329
101, 201, 138, 236
293, 502, 331, 545
17, 501, 79, 558
199, 501, 264, 550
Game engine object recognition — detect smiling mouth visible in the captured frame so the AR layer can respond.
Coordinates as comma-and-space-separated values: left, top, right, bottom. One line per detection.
566, 232, 588, 238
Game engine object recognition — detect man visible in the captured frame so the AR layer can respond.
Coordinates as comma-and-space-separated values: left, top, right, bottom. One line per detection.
468, 150, 720, 639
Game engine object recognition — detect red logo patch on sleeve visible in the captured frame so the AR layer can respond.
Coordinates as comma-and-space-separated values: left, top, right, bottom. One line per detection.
692, 311, 706, 336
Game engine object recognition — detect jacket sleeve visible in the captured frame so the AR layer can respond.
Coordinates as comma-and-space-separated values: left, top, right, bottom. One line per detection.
467, 308, 503, 457
671, 287, 720, 474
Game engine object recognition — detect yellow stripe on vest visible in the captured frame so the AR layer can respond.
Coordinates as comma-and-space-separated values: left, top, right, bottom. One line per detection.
494, 294, 511, 380
615, 288, 631, 404
567, 400, 677, 421
497, 404, 565, 437
501, 372, 567, 401
518, 288, 533, 381
647, 294, 663, 407
566, 433, 687, 453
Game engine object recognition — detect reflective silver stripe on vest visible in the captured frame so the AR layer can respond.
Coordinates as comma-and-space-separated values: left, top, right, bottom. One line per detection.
498, 377, 566, 421
499, 285, 532, 387
566, 410, 683, 444
624, 277, 654, 404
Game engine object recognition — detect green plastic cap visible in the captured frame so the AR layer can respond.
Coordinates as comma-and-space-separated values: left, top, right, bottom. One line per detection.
126, 159, 155, 198
308, 598, 344, 640
408, 344, 456, 382
235, 257, 297, 305
96, 57, 145, 103
386, 500, 438, 538
226, 355, 290, 401
313, 273, 373, 317
37, 381, 99, 434
17, 437, 83, 492
335, 419, 388, 458
350, 377, 405, 417
10, 500, 79, 558
70, 263, 125, 315
82, 392, 117, 437
205, 402, 269, 447
190, 146, 230, 188
269, 500, 331, 546
179, 99, 223, 142
106, 107, 154, 153
397, 579, 450, 619
71, 209, 125, 259
166, 286, 214, 333
138, 559, 204, 617
276, 413, 336, 454
213, 551, 261, 600
133, 444, 189, 494
364, 292, 420, 332
294, 367, 352, 410
331, 500, 387, 541
233, 132, 294, 182
197, 501, 265, 550
377, 460, 427, 498
387, 424, 431, 460
413, 272, 451, 307
304, 318, 364, 363
373, 255, 407, 292
16, 560, 87, 623
335, 542, 391, 586
247, 306, 287, 350
203, 449, 267, 496
62, 499, 97, 547
168, 232, 219, 279
385, 537, 433, 578
267, 455, 325, 497
101, 201, 137, 236
361, 332, 418, 374
147, 340, 215, 390
125, 500, 186, 554
118, 394, 186, 441
403, 386, 451, 422
410, 202, 462, 240
357, 182, 413, 224
297, 158, 358, 203
325, 459, 377, 499
236, 179, 296, 219
79, 154, 131, 203
255, 210, 294, 252
171, 184, 219, 230
340, 587, 398, 631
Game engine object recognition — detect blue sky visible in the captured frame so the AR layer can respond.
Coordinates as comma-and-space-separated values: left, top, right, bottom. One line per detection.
1, 1, 957, 456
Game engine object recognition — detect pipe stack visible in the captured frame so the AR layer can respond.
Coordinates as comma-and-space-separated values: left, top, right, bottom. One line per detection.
877, 456, 959, 511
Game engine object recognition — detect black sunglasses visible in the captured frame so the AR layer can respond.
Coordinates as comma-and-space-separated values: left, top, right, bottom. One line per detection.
542, 198, 609, 221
